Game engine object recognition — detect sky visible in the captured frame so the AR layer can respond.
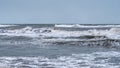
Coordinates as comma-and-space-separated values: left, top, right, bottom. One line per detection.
0, 0, 120, 24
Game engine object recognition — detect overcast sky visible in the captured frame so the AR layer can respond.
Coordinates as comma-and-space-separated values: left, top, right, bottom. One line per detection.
0, 0, 120, 24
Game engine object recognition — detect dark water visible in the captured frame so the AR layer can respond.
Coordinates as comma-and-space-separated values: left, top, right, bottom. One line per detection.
0, 24, 120, 68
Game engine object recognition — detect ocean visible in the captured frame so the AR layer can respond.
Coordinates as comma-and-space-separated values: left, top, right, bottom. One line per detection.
0, 24, 120, 68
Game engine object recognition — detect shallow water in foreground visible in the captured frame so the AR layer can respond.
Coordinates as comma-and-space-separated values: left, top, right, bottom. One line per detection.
0, 24, 120, 68
0, 44, 120, 68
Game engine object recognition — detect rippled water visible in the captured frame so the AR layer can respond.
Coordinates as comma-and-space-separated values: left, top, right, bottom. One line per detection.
0, 24, 120, 68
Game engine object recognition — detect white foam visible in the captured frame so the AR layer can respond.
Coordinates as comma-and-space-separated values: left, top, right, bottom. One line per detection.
0, 51, 120, 68
42, 29, 106, 37
42, 27, 120, 40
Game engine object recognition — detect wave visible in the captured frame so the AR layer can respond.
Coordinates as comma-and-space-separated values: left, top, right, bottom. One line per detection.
0, 26, 116, 39
0, 26, 120, 47
0, 24, 16, 27
55, 24, 120, 28
0, 26, 119, 39
0, 26, 52, 37
0, 51, 120, 68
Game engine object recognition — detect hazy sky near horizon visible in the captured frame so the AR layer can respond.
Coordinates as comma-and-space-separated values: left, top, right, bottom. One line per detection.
0, 0, 120, 24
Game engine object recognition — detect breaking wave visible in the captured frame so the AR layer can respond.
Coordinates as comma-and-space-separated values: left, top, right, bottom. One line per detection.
0, 25, 120, 47
0, 25, 120, 38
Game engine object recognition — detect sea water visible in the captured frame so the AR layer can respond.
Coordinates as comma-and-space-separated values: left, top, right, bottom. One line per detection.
0, 24, 120, 68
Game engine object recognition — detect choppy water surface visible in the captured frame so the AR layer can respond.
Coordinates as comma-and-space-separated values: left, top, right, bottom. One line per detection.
0, 24, 120, 68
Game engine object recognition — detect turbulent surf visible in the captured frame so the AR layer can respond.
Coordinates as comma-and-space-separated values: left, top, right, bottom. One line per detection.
0, 24, 120, 68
